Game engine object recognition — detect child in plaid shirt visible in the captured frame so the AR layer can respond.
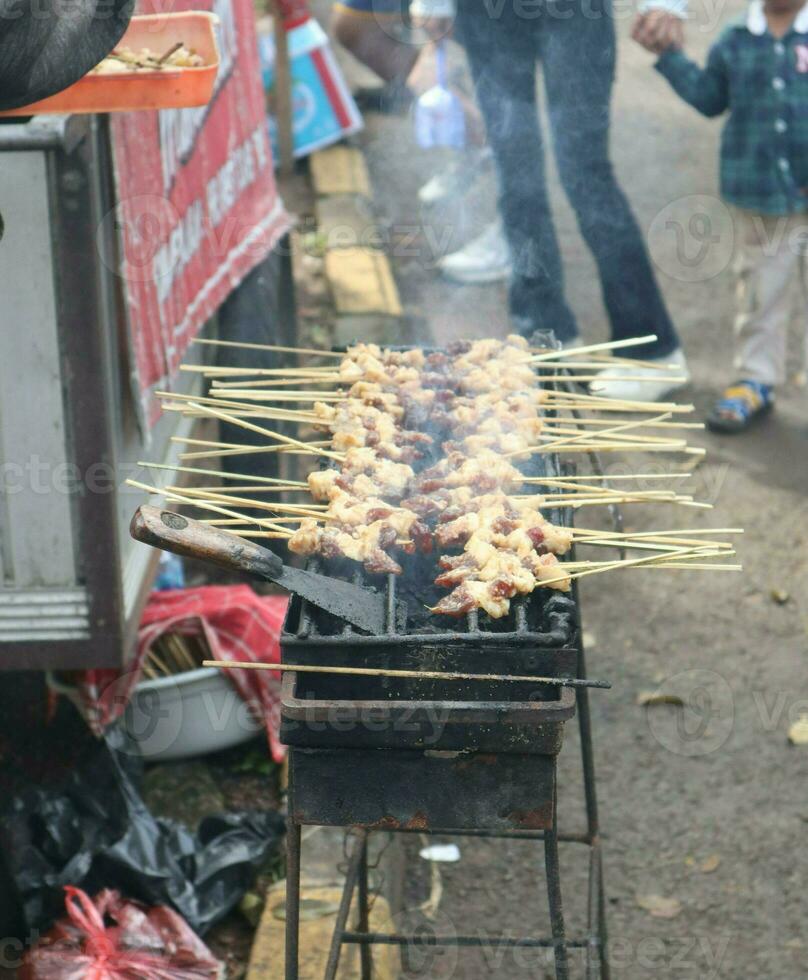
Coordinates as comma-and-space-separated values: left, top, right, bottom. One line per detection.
636, 0, 808, 431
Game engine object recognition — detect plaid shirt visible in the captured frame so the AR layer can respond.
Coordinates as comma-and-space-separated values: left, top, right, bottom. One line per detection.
657, 1, 808, 214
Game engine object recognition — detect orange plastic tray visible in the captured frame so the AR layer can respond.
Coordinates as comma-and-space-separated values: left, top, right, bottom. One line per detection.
0, 12, 220, 117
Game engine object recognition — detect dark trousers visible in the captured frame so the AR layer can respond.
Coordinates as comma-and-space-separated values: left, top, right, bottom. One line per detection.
455, 0, 679, 357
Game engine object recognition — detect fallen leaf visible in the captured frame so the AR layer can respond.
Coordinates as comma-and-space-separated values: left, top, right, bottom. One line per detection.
636, 894, 682, 919
771, 589, 790, 605
700, 854, 721, 874
636, 690, 685, 708
788, 715, 808, 746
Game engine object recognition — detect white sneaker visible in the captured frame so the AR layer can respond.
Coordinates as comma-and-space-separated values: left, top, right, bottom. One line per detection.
418, 147, 493, 207
437, 219, 512, 284
588, 348, 691, 402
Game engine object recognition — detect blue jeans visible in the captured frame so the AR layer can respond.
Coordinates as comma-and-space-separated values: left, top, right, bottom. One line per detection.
455, 0, 680, 358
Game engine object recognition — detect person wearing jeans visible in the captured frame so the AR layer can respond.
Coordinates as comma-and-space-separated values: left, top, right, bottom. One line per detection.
415, 0, 691, 400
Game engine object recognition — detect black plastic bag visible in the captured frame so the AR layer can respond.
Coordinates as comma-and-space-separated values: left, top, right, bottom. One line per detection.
0, 724, 284, 936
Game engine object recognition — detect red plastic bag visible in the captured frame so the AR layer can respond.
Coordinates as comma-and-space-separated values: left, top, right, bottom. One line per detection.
21, 886, 223, 979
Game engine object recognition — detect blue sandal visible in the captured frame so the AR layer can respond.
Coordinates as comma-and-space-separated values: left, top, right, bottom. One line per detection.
706, 380, 774, 434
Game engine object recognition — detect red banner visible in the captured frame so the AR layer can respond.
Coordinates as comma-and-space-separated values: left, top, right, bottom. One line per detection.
110, 0, 290, 428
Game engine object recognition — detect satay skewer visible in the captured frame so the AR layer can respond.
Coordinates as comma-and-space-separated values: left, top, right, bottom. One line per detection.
192, 338, 345, 357
126, 480, 296, 534
530, 334, 659, 362
187, 401, 344, 461
208, 390, 347, 402
210, 376, 346, 389
135, 460, 308, 487
512, 412, 678, 454
550, 417, 705, 430
180, 363, 339, 376
159, 390, 321, 417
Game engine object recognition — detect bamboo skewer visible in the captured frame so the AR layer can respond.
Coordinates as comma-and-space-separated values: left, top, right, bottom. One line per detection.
172, 437, 331, 461
208, 390, 346, 402
180, 364, 339, 377
136, 460, 308, 487
214, 530, 293, 539
126, 479, 295, 534
211, 376, 344, 389
571, 527, 742, 549
530, 334, 659, 363
515, 412, 676, 455
181, 446, 326, 461
188, 485, 312, 495
201, 659, 611, 688
163, 404, 320, 423
525, 475, 686, 498
521, 442, 703, 455
165, 486, 327, 519
562, 548, 733, 568
550, 496, 710, 509
550, 417, 704, 430
158, 390, 320, 419
187, 401, 344, 461
537, 426, 688, 448
162, 403, 319, 426
541, 388, 695, 413
537, 546, 741, 589
536, 374, 688, 384
519, 473, 691, 483
192, 337, 345, 357
530, 360, 677, 372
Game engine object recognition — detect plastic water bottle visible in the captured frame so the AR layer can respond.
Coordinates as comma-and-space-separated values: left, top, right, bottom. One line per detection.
414, 41, 465, 150
155, 552, 185, 590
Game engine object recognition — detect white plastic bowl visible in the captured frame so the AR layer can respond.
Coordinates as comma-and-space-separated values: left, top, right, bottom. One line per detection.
49, 668, 263, 761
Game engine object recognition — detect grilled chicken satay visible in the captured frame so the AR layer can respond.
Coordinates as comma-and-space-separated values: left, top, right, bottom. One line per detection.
429, 495, 573, 616
430, 550, 571, 618
296, 336, 572, 607
289, 518, 404, 575
415, 450, 524, 495
308, 448, 416, 502
312, 399, 431, 462
288, 489, 432, 575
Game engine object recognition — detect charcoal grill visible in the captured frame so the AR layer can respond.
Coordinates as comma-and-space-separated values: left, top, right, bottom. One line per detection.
280, 467, 611, 980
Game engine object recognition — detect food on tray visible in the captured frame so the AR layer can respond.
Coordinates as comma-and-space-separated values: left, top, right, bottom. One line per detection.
92, 43, 204, 74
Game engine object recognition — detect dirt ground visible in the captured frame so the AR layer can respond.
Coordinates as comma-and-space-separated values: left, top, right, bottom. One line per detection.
312, 1, 808, 976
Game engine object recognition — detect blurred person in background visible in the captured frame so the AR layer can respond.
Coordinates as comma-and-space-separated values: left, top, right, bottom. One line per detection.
331, 0, 508, 277
638, 0, 808, 431
414, 0, 691, 401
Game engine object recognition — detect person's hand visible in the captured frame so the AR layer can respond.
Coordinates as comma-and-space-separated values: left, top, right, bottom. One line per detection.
631, 10, 684, 55
412, 14, 454, 41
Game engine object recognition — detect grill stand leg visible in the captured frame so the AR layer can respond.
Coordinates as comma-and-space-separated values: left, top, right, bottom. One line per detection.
544, 781, 569, 980
285, 819, 301, 980
357, 835, 373, 980
576, 631, 610, 980
324, 829, 368, 980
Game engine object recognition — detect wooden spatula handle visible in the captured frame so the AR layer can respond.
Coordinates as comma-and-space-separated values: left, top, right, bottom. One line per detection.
130, 505, 284, 579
